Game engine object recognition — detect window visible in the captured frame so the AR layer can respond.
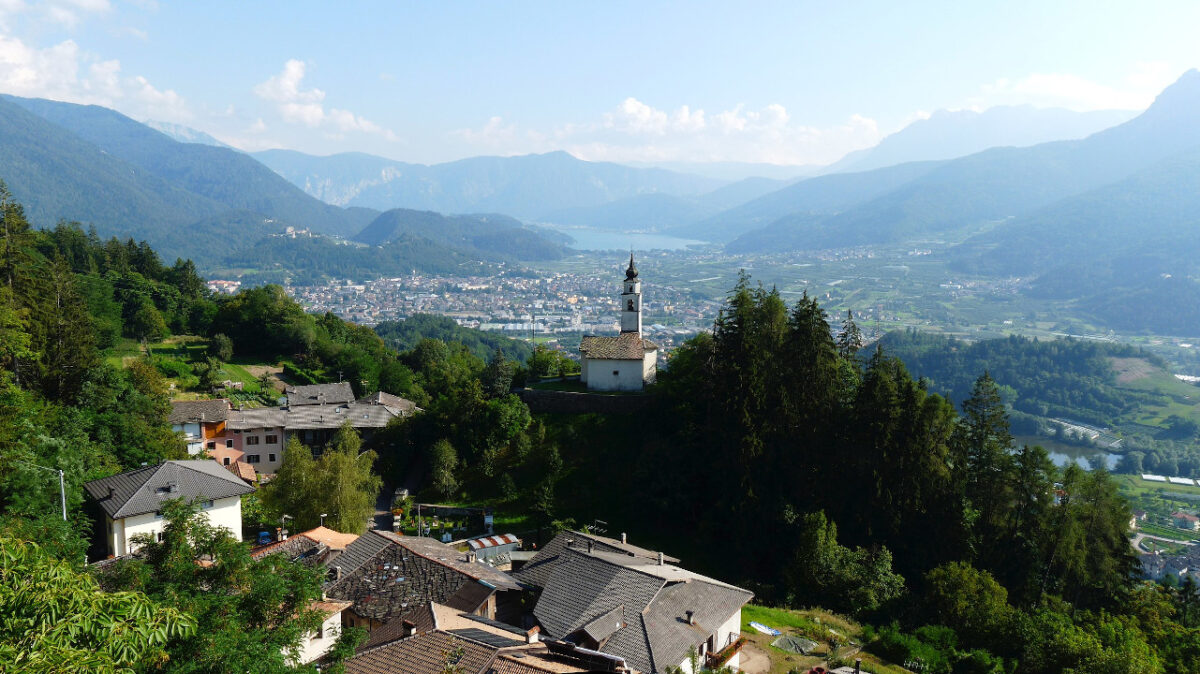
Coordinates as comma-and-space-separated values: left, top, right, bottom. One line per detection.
207, 441, 216, 450
612, 370, 619, 376
157, 531, 165, 542
200, 500, 214, 510
265, 435, 279, 444
268, 454, 277, 463
154, 510, 164, 519
225, 439, 234, 448
233, 429, 241, 434
222, 457, 230, 466
245, 455, 261, 464
245, 436, 260, 446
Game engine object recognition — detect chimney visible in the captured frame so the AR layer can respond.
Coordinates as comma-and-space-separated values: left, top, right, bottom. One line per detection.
657, 551, 664, 566
402, 620, 417, 637
620, 532, 627, 545
587, 540, 594, 554
526, 625, 540, 644
685, 610, 695, 625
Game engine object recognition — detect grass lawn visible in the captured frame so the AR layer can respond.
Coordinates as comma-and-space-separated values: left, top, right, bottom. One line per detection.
740, 605, 910, 674
1118, 474, 1200, 497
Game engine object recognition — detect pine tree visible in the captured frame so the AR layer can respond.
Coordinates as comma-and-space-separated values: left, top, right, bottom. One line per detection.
836, 309, 864, 359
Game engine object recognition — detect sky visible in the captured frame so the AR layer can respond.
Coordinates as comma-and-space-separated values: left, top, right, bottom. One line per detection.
0, 1, 1198, 166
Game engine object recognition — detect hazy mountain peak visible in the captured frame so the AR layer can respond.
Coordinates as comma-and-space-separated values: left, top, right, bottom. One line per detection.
824, 104, 1136, 174
143, 120, 231, 149
1138, 68, 1200, 118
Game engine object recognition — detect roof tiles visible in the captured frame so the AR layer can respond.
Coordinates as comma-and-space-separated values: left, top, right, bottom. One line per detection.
580, 333, 658, 360
84, 460, 256, 519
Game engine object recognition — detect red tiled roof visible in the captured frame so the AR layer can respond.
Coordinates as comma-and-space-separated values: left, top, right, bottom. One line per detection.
226, 460, 256, 483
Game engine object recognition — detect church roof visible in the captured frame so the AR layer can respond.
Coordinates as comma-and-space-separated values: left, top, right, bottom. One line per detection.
625, 253, 638, 280
580, 333, 658, 360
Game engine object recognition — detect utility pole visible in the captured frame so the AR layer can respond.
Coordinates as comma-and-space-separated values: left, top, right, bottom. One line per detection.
21, 461, 66, 521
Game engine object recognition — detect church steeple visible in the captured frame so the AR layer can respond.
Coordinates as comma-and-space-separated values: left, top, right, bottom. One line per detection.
620, 253, 642, 333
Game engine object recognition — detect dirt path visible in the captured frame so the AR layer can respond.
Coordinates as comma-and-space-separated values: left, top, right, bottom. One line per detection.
739, 641, 771, 674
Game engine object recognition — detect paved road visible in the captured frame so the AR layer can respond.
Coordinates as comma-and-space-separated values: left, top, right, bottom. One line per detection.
1131, 531, 1196, 552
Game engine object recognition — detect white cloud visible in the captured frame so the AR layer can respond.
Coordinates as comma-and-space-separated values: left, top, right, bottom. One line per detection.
451, 97, 882, 165
974, 63, 1177, 111
254, 59, 324, 104
254, 59, 396, 141
0, 33, 191, 121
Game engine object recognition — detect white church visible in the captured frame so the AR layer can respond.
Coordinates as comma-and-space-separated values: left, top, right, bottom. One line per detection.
579, 254, 659, 392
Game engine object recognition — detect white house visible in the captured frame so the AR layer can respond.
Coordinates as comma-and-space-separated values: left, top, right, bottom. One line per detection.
580, 255, 658, 392
84, 460, 256, 558
295, 599, 353, 665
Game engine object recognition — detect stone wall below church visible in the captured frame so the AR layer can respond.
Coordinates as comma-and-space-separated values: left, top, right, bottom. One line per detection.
519, 388, 652, 414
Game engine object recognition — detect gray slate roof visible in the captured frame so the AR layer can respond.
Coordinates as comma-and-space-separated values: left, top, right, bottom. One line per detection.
327, 531, 521, 623
361, 391, 420, 415
580, 333, 658, 360
224, 400, 405, 431
515, 530, 678, 590
287, 382, 356, 406
531, 547, 752, 674
84, 460, 256, 519
168, 399, 230, 425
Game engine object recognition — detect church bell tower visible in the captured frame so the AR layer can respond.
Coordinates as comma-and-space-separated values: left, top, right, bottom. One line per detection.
620, 253, 641, 333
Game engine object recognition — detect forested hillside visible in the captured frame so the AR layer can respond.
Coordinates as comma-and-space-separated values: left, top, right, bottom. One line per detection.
375, 314, 533, 363
353, 208, 567, 261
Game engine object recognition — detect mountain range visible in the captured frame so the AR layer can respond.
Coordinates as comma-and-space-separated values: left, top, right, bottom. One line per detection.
823, 105, 1136, 174
719, 70, 1200, 254
252, 149, 724, 220
0, 95, 569, 274
3, 71, 1197, 327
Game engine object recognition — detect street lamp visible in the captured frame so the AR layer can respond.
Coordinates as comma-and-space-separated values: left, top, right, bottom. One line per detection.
22, 461, 66, 521
320, 513, 328, 527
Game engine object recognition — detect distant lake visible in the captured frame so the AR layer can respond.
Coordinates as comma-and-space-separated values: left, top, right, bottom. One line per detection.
547, 226, 708, 251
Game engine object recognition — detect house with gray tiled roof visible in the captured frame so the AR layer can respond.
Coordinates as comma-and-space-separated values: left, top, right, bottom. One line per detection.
287, 382, 357, 406
327, 530, 523, 636
515, 530, 677, 590
84, 460, 255, 558
343, 604, 626, 674
169, 399, 232, 454
579, 255, 658, 392
211, 390, 419, 474
524, 545, 752, 673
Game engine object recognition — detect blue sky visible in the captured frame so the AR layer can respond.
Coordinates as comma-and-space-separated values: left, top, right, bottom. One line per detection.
1, 1, 1198, 165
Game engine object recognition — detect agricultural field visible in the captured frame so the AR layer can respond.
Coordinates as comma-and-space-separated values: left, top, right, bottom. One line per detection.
102, 335, 285, 406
